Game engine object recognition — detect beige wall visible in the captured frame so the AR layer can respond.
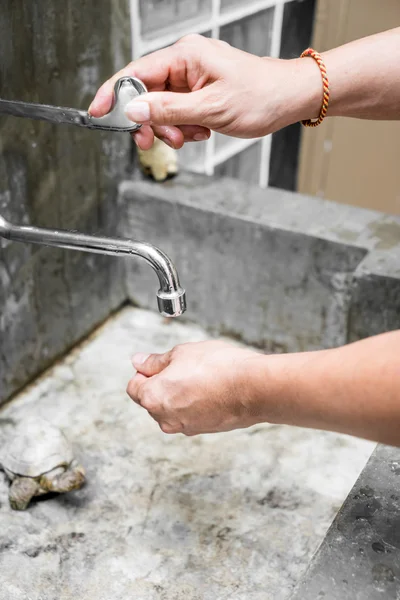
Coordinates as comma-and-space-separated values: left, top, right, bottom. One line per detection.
298, 0, 400, 215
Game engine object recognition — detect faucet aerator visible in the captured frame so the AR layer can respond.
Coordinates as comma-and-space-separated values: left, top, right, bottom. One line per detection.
157, 288, 186, 318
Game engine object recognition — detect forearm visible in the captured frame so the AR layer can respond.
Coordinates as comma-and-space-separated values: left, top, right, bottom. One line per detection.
293, 27, 400, 123
254, 331, 400, 445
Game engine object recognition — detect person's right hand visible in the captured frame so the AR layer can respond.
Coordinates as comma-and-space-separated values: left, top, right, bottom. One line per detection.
126, 340, 273, 436
89, 34, 321, 150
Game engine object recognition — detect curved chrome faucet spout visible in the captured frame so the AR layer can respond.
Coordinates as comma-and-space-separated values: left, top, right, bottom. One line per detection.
0, 214, 186, 317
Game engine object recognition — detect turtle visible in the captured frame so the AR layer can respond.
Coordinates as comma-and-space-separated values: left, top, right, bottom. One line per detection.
0, 416, 85, 510
137, 137, 178, 182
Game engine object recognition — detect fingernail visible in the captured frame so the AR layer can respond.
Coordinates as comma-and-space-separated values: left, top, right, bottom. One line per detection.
125, 100, 151, 123
132, 353, 150, 366
193, 133, 209, 141
88, 99, 101, 115
161, 137, 174, 149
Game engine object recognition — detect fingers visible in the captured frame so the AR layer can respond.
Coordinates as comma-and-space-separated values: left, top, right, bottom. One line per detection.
153, 124, 211, 148
126, 373, 183, 435
133, 125, 182, 151
89, 33, 213, 117
125, 88, 213, 127
133, 124, 210, 150
132, 125, 154, 150
177, 124, 211, 143
88, 65, 132, 117
132, 351, 172, 376
126, 372, 147, 405
88, 45, 178, 117
128, 348, 180, 435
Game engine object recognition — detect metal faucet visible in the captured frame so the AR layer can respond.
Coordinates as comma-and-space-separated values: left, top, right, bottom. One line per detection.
0, 214, 186, 318
0, 76, 185, 317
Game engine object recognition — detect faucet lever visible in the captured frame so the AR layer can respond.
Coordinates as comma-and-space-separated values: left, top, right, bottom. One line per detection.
0, 77, 147, 133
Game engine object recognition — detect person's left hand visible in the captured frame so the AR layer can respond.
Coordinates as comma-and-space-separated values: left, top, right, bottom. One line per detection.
126, 340, 273, 436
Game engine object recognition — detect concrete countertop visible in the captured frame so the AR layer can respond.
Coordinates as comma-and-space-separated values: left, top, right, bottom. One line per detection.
0, 307, 373, 600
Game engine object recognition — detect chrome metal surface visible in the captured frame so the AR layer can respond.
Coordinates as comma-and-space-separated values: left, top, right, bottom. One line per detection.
0, 214, 186, 317
0, 77, 147, 133
88, 77, 147, 132
0, 99, 89, 128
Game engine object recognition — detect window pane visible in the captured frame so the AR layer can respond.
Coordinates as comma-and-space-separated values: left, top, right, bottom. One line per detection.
215, 142, 262, 185
139, 0, 212, 36
178, 139, 209, 173
269, 0, 316, 191
219, 7, 274, 55
220, 0, 244, 11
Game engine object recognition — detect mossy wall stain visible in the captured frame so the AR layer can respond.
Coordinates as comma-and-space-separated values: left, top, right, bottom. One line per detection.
368, 220, 400, 250
0, 1, 132, 403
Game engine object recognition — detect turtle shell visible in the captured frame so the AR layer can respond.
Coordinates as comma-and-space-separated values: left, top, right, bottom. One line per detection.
0, 416, 73, 478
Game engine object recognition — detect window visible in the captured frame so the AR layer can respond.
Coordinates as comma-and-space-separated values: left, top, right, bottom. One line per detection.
130, 0, 307, 187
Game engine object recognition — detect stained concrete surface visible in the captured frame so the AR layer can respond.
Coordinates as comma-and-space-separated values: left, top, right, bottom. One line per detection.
291, 444, 400, 599
0, 307, 374, 600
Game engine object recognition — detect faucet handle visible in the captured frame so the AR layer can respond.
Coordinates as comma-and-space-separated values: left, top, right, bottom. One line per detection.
87, 77, 148, 132
157, 287, 187, 318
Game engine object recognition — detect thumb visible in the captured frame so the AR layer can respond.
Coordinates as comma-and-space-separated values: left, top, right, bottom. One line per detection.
124, 89, 211, 127
132, 350, 172, 376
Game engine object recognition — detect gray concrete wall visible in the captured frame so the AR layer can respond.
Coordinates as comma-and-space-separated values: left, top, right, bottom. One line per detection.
349, 243, 400, 342
0, 1, 132, 403
121, 173, 400, 351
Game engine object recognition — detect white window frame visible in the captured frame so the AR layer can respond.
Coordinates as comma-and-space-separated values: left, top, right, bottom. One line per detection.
130, 0, 290, 187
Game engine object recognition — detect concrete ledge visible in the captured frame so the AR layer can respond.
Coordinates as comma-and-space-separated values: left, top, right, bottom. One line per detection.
349, 244, 400, 341
290, 444, 400, 600
120, 172, 400, 352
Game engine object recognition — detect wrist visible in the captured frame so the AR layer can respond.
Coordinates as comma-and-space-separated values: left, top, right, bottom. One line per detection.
255, 57, 322, 134
246, 349, 332, 429
273, 57, 323, 128
291, 57, 323, 123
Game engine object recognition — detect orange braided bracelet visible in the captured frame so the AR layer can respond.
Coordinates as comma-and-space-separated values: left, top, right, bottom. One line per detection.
300, 48, 330, 127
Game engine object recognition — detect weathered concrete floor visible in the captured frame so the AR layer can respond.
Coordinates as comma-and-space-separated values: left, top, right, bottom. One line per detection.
0, 307, 375, 600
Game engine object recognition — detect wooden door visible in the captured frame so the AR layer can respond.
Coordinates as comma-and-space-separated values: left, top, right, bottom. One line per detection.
298, 0, 400, 215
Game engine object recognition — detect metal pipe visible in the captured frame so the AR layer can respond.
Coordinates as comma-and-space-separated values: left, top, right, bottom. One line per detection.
0, 214, 186, 318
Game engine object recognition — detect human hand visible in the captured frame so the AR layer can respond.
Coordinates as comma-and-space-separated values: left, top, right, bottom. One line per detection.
126, 340, 274, 436
89, 34, 321, 150
129, 330, 400, 446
